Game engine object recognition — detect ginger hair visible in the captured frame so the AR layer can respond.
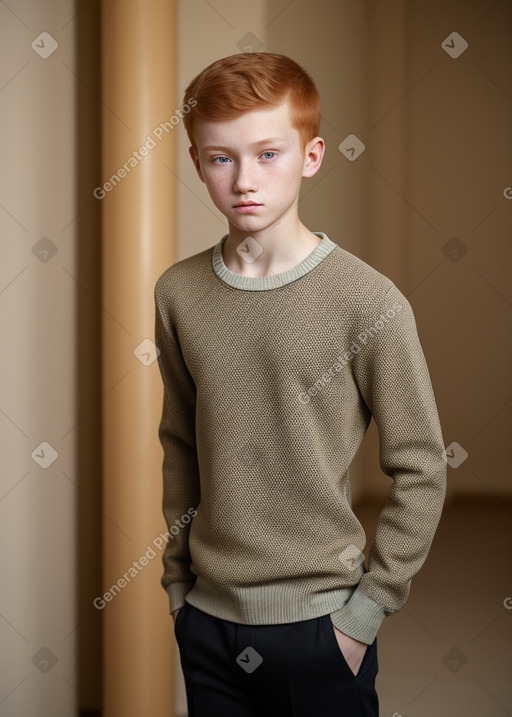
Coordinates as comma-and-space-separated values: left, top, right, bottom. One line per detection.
183, 52, 322, 152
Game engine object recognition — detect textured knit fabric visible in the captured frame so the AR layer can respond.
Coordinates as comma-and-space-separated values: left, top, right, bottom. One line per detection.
154, 232, 447, 645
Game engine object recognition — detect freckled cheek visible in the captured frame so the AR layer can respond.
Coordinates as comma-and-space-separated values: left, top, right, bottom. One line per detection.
203, 174, 230, 201
266, 169, 302, 199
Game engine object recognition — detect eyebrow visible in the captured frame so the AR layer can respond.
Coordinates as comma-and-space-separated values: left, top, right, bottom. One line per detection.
201, 137, 288, 151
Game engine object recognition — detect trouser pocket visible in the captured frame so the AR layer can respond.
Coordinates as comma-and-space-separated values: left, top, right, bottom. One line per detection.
320, 614, 378, 683
173, 601, 189, 639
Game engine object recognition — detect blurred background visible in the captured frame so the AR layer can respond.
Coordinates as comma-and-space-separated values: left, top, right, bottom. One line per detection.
0, 0, 511, 715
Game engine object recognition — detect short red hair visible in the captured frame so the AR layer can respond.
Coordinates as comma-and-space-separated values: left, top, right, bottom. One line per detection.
182, 52, 322, 153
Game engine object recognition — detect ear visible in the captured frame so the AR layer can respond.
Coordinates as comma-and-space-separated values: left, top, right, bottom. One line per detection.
302, 137, 325, 179
189, 145, 206, 183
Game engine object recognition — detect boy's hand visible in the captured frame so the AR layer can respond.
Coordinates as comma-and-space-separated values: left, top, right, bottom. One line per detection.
172, 608, 180, 626
332, 625, 368, 676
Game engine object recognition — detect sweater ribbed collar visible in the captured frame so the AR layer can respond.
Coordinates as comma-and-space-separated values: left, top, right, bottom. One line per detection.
211, 232, 338, 291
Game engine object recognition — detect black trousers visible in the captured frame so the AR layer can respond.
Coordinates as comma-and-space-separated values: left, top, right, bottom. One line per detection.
174, 601, 379, 716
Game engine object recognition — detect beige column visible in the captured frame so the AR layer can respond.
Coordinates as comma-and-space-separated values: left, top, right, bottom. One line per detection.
100, 1, 176, 715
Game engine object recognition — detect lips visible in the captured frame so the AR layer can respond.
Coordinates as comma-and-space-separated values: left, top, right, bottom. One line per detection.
233, 202, 261, 207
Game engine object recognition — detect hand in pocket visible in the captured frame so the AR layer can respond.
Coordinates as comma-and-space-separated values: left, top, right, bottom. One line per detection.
332, 625, 368, 676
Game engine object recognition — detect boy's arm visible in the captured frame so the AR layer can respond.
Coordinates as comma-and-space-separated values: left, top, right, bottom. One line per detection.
330, 283, 447, 645
154, 278, 200, 615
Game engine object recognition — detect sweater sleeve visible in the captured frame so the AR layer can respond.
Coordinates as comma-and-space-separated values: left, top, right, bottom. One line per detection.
154, 276, 200, 614
329, 283, 447, 644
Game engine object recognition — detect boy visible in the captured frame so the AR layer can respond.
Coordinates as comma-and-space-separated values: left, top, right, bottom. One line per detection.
154, 52, 446, 716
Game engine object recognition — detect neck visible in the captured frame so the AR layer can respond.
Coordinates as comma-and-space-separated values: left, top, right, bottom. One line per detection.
222, 217, 321, 278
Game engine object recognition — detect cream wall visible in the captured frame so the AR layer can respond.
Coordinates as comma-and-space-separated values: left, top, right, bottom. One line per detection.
0, 1, 89, 715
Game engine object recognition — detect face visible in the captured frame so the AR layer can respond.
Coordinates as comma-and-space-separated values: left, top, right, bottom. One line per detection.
189, 100, 324, 237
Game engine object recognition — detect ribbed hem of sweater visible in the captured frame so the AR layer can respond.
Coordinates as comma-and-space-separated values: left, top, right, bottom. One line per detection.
211, 231, 338, 291
167, 578, 386, 645
178, 576, 354, 624
167, 580, 196, 614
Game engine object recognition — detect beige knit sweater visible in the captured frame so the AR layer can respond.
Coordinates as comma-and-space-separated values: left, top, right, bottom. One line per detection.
154, 231, 447, 645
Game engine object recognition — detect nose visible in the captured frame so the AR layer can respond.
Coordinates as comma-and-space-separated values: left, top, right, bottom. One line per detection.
233, 158, 257, 194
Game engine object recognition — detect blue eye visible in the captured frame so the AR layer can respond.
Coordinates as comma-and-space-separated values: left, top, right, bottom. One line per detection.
262, 152, 276, 160
213, 156, 230, 164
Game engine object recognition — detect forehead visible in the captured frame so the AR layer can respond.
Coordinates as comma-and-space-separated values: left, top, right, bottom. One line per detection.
194, 100, 299, 149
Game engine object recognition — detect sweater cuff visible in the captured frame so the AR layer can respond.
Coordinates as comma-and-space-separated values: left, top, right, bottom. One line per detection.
330, 585, 386, 644
166, 581, 195, 615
